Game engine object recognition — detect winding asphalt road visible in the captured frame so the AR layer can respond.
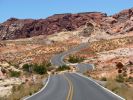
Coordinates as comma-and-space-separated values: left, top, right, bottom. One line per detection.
26, 43, 124, 100
51, 43, 89, 67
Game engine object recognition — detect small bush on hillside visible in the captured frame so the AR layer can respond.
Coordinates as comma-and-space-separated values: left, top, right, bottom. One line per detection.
8, 82, 43, 100
115, 74, 125, 83
42, 61, 51, 67
10, 71, 21, 77
122, 71, 127, 77
125, 76, 133, 83
22, 63, 47, 75
68, 55, 85, 63
57, 65, 70, 71
33, 64, 47, 75
46, 62, 51, 67
100, 77, 107, 81
22, 64, 32, 72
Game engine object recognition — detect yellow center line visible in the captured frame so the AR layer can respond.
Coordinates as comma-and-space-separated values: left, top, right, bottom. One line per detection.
63, 74, 74, 100
70, 80, 73, 100
63, 75, 71, 100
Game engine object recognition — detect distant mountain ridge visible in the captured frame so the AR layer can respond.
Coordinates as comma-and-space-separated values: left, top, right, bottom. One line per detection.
0, 8, 133, 40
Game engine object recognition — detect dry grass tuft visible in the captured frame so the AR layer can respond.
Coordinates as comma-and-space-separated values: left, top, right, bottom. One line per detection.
105, 79, 133, 100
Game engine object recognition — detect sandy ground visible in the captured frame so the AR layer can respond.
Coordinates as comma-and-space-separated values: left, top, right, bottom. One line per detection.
0, 78, 22, 97
97, 47, 133, 61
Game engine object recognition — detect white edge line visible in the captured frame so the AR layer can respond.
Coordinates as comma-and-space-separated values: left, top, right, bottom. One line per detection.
24, 75, 50, 100
75, 72, 125, 100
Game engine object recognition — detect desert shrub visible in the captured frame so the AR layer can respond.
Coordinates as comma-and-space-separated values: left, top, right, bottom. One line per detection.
68, 55, 85, 63
23, 63, 47, 75
41, 61, 51, 67
22, 64, 32, 72
115, 74, 125, 83
12, 85, 24, 93
100, 77, 107, 81
122, 71, 127, 77
45, 62, 51, 67
125, 76, 133, 83
57, 65, 70, 71
10, 71, 21, 77
7, 82, 43, 100
33, 64, 47, 75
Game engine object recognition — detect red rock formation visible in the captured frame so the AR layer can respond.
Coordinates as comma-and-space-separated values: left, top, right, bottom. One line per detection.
0, 12, 106, 40
112, 8, 133, 22
1, 8, 133, 40
101, 8, 133, 34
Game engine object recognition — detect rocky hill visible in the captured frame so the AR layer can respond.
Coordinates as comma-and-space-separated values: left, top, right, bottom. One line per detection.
0, 8, 133, 40
0, 7, 133, 99
102, 8, 133, 34
0, 12, 106, 40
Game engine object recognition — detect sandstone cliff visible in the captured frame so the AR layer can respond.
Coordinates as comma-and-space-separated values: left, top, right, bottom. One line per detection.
0, 12, 106, 40
0, 8, 133, 40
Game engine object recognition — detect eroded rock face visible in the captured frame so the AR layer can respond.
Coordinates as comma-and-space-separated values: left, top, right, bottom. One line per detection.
1, 8, 133, 40
101, 8, 133, 34
80, 22, 95, 37
0, 12, 106, 40
112, 8, 133, 22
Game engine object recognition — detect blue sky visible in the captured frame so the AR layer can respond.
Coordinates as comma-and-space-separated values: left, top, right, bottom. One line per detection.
0, 0, 133, 22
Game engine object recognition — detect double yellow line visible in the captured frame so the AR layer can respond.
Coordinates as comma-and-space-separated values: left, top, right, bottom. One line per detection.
63, 74, 74, 100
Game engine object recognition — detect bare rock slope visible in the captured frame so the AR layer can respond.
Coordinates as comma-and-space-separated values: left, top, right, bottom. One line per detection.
1, 8, 133, 40
0, 12, 106, 40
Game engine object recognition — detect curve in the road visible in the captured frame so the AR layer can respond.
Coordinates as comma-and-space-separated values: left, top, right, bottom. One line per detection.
26, 43, 125, 100
51, 43, 89, 67
51, 42, 125, 100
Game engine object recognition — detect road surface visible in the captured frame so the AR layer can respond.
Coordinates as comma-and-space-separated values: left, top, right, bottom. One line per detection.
51, 43, 89, 67
51, 43, 93, 73
26, 73, 123, 100
27, 74, 68, 100
26, 43, 124, 100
